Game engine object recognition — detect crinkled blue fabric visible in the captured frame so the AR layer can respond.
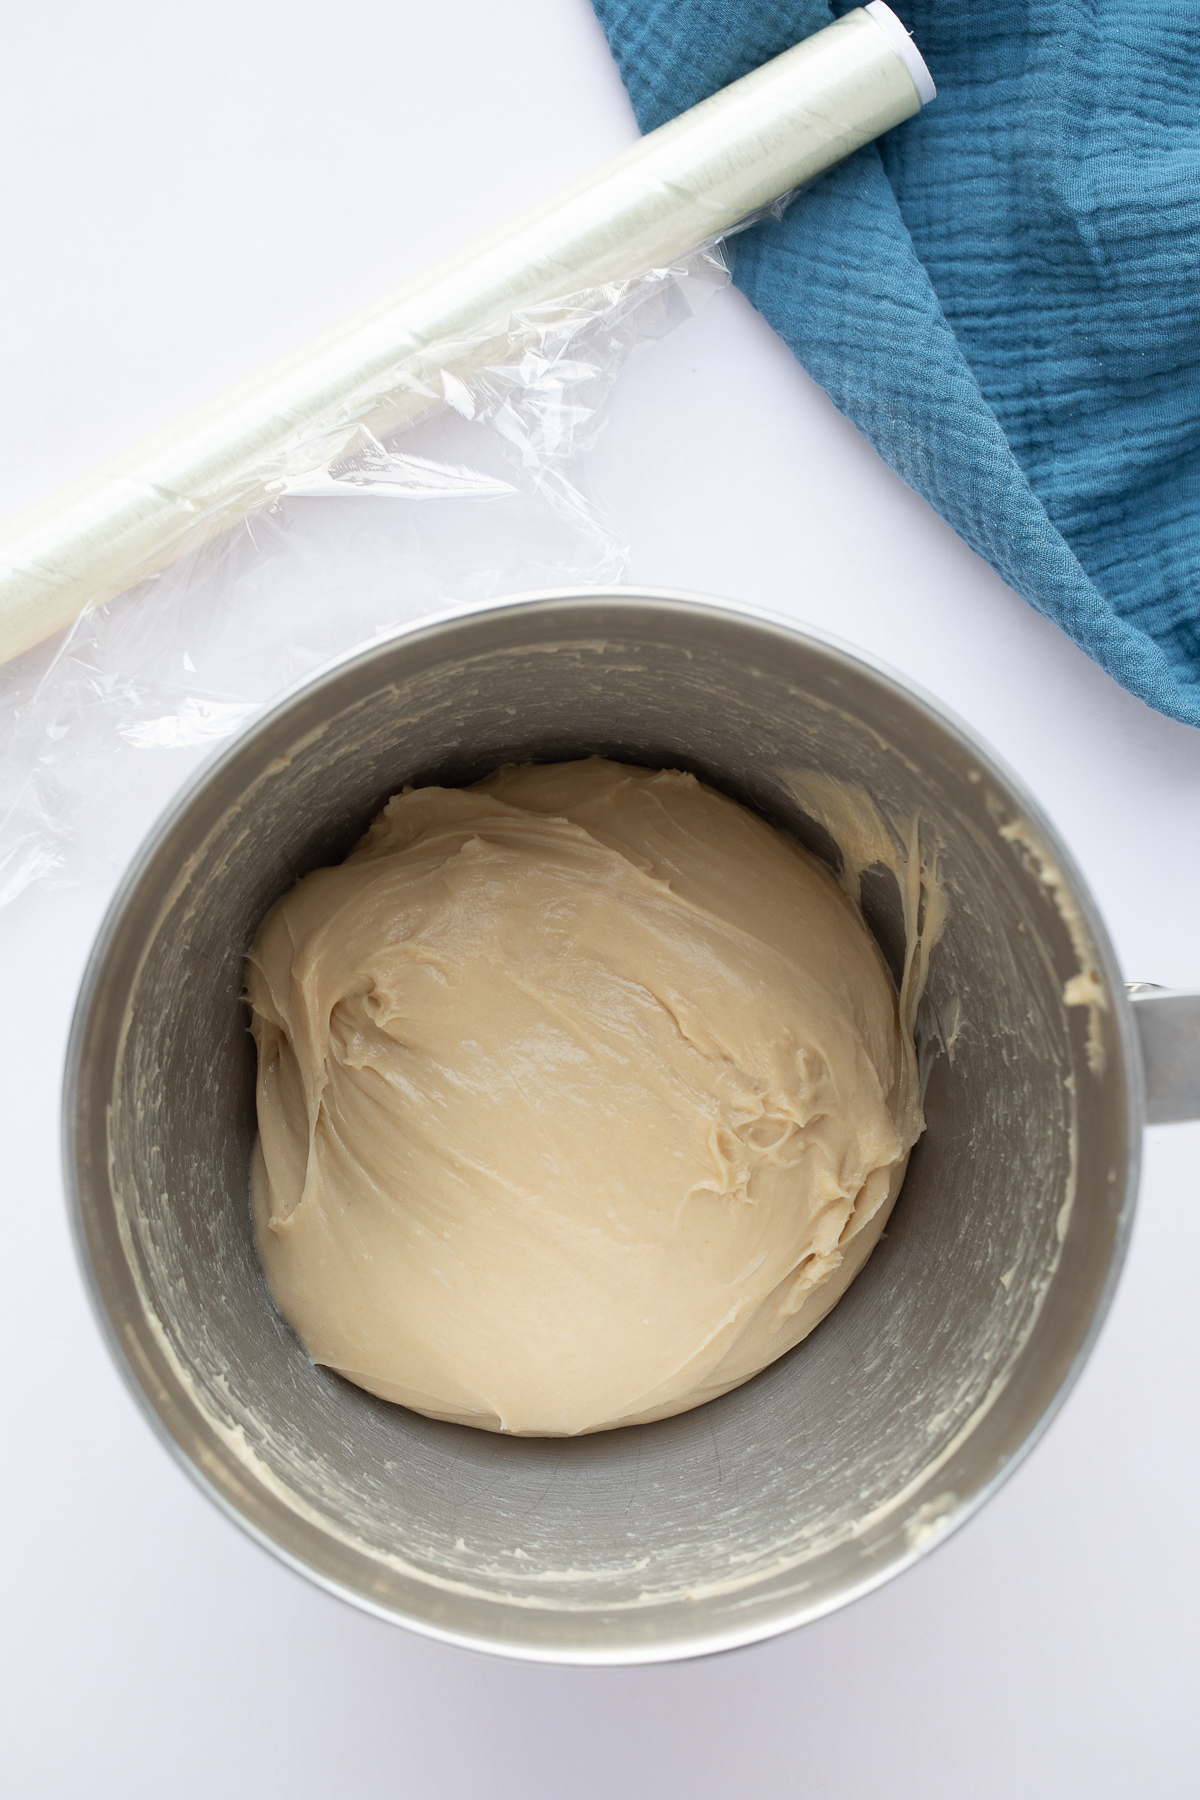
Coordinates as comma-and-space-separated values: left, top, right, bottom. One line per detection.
592, 0, 1200, 726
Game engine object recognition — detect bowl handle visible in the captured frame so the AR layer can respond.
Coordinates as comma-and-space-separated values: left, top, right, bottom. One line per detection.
1127, 986, 1200, 1124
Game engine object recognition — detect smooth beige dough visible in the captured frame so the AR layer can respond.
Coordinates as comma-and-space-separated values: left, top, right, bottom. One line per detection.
246, 757, 924, 1436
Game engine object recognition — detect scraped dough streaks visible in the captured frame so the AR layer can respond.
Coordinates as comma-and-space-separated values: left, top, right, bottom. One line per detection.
246, 758, 924, 1435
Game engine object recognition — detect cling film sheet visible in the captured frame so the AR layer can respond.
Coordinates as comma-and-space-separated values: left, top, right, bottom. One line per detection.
0, 250, 729, 911
0, 4, 929, 913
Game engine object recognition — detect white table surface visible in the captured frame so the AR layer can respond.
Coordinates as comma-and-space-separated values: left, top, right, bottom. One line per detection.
3, 4, 1198, 1795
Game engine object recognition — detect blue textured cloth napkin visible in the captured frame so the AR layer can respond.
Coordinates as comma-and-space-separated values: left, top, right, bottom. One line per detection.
592, 0, 1200, 728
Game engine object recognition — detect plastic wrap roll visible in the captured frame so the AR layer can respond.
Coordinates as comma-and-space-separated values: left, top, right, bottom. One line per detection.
0, 4, 932, 666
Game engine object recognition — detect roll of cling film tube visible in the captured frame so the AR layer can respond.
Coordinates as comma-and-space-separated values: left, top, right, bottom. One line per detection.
0, 4, 933, 667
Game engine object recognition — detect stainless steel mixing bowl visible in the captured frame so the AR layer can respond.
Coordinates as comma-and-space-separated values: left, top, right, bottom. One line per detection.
63, 590, 1200, 1663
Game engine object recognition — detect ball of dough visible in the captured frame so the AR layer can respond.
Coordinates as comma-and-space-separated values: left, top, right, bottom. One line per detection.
246, 758, 922, 1435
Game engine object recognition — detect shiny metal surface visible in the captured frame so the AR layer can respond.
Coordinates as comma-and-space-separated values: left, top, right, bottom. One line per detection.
1128, 987, 1200, 1124
64, 590, 1143, 1664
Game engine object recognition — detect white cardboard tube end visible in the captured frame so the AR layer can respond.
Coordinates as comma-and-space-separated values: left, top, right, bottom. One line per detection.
864, 2, 937, 106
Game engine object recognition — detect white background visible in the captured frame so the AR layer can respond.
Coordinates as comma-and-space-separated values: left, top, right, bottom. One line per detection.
3, 3, 1198, 1795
